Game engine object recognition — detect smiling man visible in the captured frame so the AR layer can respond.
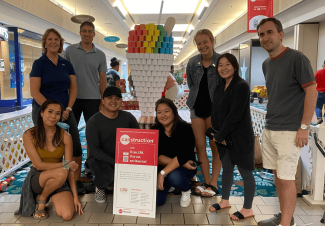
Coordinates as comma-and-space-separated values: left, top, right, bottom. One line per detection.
257, 18, 317, 226
64, 21, 107, 189
85, 86, 139, 203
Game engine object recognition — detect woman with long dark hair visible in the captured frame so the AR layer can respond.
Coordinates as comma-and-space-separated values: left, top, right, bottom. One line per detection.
208, 53, 255, 220
30, 28, 82, 184
152, 98, 197, 207
17, 100, 83, 220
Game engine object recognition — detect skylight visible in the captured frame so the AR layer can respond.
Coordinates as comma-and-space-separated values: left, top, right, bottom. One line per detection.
122, 0, 202, 14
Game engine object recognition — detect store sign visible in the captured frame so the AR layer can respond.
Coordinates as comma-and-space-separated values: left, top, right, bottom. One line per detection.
0, 59, 4, 71
113, 128, 158, 218
104, 36, 120, 42
247, 0, 273, 33
0, 26, 8, 41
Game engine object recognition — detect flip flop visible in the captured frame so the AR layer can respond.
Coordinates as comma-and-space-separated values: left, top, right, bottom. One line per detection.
201, 184, 219, 197
209, 203, 231, 212
33, 196, 49, 220
230, 211, 255, 221
193, 183, 207, 196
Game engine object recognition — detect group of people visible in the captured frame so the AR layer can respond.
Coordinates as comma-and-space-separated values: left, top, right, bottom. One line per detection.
16, 17, 317, 226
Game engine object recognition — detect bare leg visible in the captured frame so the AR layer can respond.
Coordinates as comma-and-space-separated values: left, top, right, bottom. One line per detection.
35, 168, 68, 218
52, 191, 75, 221
191, 118, 210, 193
205, 117, 221, 191
275, 172, 296, 226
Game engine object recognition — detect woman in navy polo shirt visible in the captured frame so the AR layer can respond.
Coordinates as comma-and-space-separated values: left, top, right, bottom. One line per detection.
30, 28, 82, 179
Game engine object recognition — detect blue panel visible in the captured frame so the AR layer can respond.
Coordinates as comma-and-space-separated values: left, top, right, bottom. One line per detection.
167, 43, 173, 49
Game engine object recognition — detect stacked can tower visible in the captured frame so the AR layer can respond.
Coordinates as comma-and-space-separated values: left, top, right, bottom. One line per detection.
127, 23, 174, 116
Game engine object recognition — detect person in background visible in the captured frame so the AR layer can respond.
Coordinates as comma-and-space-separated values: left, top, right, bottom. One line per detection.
128, 73, 136, 97
17, 100, 83, 220
186, 29, 222, 197
64, 21, 107, 189
30, 28, 82, 186
209, 53, 255, 220
315, 60, 325, 124
152, 98, 197, 207
85, 86, 139, 203
257, 18, 317, 226
106, 57, 121, 87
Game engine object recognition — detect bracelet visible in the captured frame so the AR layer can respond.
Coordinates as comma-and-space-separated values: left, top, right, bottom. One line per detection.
63, 160, 69, 171
66, 107, 72, 111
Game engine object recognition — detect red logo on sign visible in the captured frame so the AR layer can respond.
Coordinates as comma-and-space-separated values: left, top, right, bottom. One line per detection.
119, 209, 123, 214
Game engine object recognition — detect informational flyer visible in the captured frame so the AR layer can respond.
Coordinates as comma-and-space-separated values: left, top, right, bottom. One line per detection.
113, 128, 158, 218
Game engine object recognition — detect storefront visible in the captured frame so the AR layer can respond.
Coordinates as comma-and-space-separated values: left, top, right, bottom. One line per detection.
0, 26, 42, 108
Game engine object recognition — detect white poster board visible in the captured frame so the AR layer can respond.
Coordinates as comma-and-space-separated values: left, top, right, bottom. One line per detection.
113, 128, 158, 218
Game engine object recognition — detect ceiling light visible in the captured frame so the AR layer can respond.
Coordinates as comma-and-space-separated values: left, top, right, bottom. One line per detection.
196, 0, 208, 16
114, 6, 126, 20
182, 39, 187, 44
123, 0, 199, 14
173, 37, 183, 41
188, 30, 193, 36
197, 7, 208, 20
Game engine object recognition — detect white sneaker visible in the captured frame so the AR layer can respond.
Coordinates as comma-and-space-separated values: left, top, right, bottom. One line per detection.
180, 189, 191, 207
95, 187, 106, 203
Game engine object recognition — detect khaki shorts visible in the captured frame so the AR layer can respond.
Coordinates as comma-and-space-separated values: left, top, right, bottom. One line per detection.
261, 129, 301, 180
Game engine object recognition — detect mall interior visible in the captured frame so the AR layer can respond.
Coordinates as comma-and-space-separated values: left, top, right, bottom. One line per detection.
1, 0, 325, 225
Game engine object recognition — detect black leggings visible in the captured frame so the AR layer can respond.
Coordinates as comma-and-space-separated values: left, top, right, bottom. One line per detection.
221, 150, 255, 209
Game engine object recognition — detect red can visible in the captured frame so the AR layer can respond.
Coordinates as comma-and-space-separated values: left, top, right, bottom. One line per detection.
9, 176, 15, 181
0, 183, 7, 192
4, 178, 13, 186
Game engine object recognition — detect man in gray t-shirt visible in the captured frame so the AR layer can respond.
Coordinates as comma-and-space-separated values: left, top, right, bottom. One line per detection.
256, 18, 317, 226
64, 21, 107, 185
86, 86, 139, 203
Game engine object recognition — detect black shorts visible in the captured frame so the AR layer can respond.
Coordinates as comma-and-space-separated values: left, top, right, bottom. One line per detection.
30, 167, 71, 198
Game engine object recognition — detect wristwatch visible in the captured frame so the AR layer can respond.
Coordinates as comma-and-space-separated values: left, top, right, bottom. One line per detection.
66, 107, 72, 111
160, 170, 166, 177
301, 124, 310, 130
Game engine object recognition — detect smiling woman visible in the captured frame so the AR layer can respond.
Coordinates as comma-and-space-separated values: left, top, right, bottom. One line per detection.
29, 28, 82, 183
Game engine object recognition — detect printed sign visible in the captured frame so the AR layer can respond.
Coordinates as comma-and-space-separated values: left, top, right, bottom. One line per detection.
113, 128, 158, 218
0, 59, 4, 71
247, 0, 273, 33
0, 26, 8, 41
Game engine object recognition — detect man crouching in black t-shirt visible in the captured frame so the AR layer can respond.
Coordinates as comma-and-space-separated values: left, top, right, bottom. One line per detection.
85, 86, 139, 203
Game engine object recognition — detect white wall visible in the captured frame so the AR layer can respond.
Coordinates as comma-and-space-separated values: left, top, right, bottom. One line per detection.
317, 21, 325, 70
251, 47, 269, 88
282, 30, 295, 49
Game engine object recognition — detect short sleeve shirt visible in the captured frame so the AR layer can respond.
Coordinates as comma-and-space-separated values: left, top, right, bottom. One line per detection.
262, 48, 316, 131
106, 69, 120, 87
64, 42, 107, 99
314, 68, 325, 92
30, 54, 75, 108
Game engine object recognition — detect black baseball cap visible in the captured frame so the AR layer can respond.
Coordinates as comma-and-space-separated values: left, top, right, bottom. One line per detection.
103, 86, 122, 98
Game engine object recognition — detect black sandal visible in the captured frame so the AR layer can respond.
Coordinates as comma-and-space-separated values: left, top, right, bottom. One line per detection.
201, 184, 219, 197
209, 203, 231, 212
230, 211, 255, 221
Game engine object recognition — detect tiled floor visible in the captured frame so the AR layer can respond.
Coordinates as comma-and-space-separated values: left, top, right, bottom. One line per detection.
0, 194, 324, 226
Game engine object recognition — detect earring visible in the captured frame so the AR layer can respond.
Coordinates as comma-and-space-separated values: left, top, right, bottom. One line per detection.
45, 46, 47, 49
